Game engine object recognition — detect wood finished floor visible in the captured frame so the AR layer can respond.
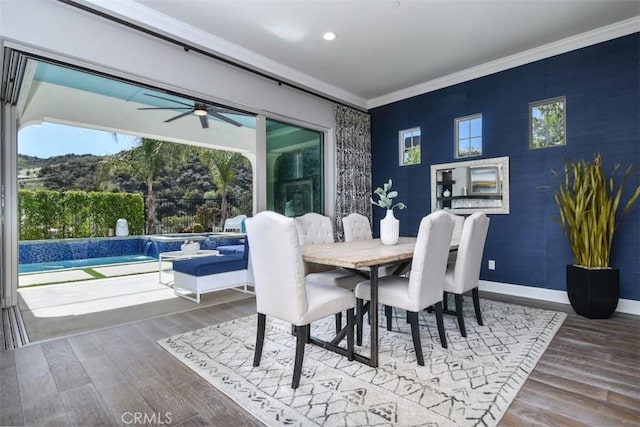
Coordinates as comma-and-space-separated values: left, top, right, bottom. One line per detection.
1, 293, 638, 426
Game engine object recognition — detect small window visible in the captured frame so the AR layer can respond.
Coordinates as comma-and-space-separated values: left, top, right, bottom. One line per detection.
399, 127, 421, 166
529, 96, 566, 149
455, 114, 482, 158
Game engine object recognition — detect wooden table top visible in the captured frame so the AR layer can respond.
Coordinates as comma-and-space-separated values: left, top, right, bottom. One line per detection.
301, 237, 459, 269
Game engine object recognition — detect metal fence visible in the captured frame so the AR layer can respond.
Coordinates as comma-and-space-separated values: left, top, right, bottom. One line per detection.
152, 193, 252, 234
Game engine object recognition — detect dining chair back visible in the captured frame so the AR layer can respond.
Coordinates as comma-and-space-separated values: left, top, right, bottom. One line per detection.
444, 211, 490, 337
407, 211, 457, 311
294, 213, 361, 289
448, 212, 465, 243
246, 211, 308, 323
354, 210, 454, 364
295, 213, 335, 274
245, 211, 355, 388
446, 212, 465, 268
342, 213, 373, 242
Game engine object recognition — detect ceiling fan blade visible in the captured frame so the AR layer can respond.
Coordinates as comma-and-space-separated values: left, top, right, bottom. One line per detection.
209, 105, 253, 117
143, 93, 193, 108
138, 107, 191, 111
208, 110, 243, 127
199, 115, 209, 129
164, 110, 194, 123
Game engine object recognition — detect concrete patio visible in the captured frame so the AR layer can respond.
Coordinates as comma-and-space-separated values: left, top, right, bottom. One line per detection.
18, 263, 253, 343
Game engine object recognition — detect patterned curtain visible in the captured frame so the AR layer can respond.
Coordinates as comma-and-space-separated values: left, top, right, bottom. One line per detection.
334, 105, 372, 240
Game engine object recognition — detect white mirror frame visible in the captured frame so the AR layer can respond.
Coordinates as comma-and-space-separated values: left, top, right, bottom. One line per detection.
430, 156, 510, 214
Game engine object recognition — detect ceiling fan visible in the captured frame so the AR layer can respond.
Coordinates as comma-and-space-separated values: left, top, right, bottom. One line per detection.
137, 93, 245, 128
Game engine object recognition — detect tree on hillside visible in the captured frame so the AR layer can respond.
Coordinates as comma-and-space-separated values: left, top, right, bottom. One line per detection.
99, 138, 184, 234
38, 154, 102, 191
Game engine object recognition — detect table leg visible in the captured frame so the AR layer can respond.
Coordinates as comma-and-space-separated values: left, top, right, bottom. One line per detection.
158, 254, 172, 286
369, 266, 379, 367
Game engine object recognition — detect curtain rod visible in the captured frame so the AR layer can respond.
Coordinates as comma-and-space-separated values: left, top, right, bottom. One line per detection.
56, 0, 366, 112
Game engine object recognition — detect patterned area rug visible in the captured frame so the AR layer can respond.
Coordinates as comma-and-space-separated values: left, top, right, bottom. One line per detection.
158, 299, 565, 426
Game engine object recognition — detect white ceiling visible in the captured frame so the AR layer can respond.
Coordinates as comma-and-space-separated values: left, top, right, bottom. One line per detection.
73, 0, 640, 108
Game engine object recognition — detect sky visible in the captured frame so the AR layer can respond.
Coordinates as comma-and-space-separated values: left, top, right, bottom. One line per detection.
19, 122, 138, 158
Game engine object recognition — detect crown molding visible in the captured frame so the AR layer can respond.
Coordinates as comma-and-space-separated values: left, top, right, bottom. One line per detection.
368, 17, 640, 109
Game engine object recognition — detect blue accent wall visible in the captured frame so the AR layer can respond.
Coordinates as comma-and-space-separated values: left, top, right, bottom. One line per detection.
370, 34, 640, 301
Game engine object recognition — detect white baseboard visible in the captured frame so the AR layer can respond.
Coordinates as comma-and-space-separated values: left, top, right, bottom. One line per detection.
479, 280, 640, 316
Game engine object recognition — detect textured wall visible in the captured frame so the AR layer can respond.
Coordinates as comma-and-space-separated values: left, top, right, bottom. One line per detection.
370, 34, 640, 300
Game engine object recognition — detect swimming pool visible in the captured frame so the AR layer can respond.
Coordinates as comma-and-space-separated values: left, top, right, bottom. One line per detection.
18, 234, 245, 274
19, 254, 156, 274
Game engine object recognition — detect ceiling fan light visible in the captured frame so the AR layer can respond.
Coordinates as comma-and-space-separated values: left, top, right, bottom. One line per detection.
193, 108, 208, 116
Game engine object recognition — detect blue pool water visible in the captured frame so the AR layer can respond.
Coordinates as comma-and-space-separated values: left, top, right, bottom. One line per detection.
18, 234, 245, 274
19, 254, 156, 274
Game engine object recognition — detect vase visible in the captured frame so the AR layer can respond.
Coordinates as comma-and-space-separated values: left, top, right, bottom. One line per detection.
566, 265, 619, 319
380, 209, 399, 245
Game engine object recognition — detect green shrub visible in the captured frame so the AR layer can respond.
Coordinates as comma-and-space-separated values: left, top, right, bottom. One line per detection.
18, 190, 144, 239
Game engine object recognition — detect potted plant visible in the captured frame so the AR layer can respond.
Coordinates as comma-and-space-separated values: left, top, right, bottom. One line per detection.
371, 179, 406, 245
554, 153, 640, 318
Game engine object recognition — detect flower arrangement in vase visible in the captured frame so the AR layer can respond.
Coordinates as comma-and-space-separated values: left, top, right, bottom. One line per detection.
371, 179, 406, 245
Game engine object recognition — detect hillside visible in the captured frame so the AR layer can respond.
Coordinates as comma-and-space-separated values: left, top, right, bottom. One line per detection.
17, 151, 252, 202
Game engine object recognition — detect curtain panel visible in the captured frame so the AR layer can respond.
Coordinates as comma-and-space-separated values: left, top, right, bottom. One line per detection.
334, 105, 372, 240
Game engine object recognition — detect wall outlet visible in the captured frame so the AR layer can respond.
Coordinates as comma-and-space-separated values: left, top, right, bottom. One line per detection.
488, 259, 496, 270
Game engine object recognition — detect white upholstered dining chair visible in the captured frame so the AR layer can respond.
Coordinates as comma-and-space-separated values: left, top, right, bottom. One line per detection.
354, 211, 454, 365
443, 211, 490, 337
245, 211, 355, 389
446, 212, 466, 268
342, 212, 406, 276
295, 213, 363, 333
342, 213, 373, 242
295, 213, 363, 290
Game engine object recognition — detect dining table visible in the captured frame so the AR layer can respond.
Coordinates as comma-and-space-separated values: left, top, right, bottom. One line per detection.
301, 236, 458, 368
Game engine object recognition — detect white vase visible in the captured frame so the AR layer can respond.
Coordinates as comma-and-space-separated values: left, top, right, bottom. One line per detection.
380, 209, 399, 245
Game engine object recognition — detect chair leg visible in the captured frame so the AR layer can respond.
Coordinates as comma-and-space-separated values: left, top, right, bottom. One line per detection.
335, 312, 342, 334
292, 324, 308, 389
454, 294, 467, 337
253, 313, 266, 367
346, 308, 355, 361
356, 298, 364, 346
385, 305, 393, 331
472, 288, 483, 326
407, 311, 424, 366
434, 302, 448, 348
443, 291, 449, 311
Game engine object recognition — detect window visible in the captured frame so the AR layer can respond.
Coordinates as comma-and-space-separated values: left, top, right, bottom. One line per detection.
399, 127, 421, 166
455, 114, 482, 158
529, 96, 566, 149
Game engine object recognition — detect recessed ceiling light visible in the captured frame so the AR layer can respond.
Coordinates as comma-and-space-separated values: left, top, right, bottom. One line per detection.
323, 32, 336, 41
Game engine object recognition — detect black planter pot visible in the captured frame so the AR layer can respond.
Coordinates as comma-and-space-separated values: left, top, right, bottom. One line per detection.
566, 264, 619, 319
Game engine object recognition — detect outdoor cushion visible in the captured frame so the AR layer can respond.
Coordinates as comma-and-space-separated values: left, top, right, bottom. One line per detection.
216, 244, 245, 255
173, 254, 246, 277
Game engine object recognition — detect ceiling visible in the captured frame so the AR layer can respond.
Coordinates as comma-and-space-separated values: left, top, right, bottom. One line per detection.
81, 0, 639, 108
20, 61, 258, 153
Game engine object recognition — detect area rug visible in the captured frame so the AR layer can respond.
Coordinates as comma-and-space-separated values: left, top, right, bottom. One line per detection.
158, 299, 566, 426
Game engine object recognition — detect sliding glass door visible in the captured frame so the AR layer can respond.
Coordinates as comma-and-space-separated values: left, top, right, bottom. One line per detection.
266, 119, 324, 217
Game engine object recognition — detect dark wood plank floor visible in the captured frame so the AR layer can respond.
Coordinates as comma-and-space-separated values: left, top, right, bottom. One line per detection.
1, 293, 638, 426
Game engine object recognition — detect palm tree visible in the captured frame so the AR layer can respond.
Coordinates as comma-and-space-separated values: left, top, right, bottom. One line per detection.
200, 150, 244, 227
100, 138, 180, 234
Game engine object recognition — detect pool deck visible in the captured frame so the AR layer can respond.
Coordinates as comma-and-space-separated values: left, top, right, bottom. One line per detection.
19, 261, 165, 286
18, 265, 253, 343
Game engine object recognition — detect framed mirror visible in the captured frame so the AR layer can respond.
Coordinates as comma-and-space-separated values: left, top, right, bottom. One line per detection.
430, 156, 510, 214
